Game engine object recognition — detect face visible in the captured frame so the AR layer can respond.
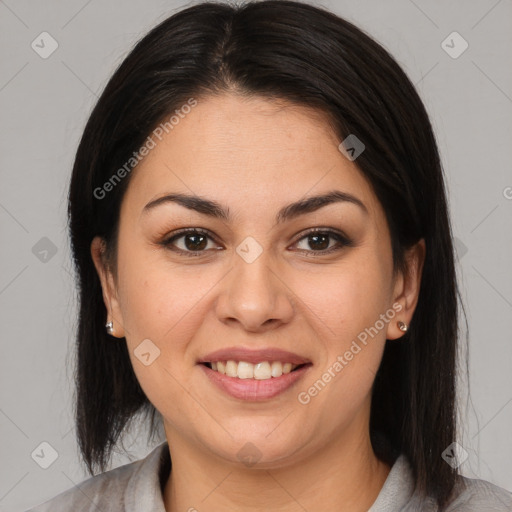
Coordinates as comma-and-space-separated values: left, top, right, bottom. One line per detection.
92, 93, 424, 469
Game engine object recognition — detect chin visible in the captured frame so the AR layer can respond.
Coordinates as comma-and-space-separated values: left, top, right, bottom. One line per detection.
202, 427, 309, 469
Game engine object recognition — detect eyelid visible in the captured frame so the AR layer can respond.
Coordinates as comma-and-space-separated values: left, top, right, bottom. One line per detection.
290, 227, 353, 254
160, 227, 353, 257
291, 227, 352, 244
160, 228, 222, 257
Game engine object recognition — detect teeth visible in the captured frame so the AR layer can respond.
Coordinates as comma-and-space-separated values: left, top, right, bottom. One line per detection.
225, 360, 238, 378
254, 362, 271, 380
237, 361, 254, 379
271, 361, 282, 378
208, 360, 301, 380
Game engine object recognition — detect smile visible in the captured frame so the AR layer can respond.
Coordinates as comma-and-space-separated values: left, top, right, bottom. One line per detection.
204, 360, 303, 380
197, 347, 312, 400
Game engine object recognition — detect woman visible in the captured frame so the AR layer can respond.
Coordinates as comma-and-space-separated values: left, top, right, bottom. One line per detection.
27, 1, 512, 510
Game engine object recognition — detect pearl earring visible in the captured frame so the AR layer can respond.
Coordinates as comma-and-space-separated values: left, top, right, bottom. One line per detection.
105, 321, 114, 335
397, 321, 408, 332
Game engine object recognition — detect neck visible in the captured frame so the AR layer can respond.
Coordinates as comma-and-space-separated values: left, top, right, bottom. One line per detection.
162, 425, 391, 512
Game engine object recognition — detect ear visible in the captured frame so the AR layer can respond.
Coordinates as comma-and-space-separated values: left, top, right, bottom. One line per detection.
90, 236, 125, 338
386, 238, 426, 340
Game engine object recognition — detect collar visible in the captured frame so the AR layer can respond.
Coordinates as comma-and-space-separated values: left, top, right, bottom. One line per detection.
124, 441, 169, 512
123, 441, 418, 512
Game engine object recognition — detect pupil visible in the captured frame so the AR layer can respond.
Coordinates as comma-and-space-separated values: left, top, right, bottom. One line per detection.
185, 234, 207, 251
310, 234, 329, 250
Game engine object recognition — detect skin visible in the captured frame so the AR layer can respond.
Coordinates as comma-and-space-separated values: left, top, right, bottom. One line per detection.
91, 93, 425, 512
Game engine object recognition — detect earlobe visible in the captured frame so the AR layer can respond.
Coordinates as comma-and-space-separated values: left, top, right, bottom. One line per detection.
90, 236, 125, 338
387, 238, 426, 340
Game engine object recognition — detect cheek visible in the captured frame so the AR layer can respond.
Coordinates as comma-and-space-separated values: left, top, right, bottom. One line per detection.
330, 260, 391, 375
116, 241, 223, 355
293, 254, 391, 343
292, 253, 391, 408
114, 253, 207, 408
118, 268, 197, 344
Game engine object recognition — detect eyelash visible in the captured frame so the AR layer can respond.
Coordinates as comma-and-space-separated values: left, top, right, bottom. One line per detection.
160, 227, 353, 258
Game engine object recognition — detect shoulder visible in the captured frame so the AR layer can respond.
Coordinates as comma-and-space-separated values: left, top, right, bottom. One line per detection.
443, 474, 512, 511
376, 452, 512, 512
25, 461, 138, 512
25, 441, 169, 512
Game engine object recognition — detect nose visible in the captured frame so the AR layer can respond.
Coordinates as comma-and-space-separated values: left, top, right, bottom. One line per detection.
214, 246, 295, 333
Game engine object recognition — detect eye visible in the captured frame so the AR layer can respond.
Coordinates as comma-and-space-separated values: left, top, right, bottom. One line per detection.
292, 228, 352, 255
161, 228, 222, 257
160, 227, 352, 258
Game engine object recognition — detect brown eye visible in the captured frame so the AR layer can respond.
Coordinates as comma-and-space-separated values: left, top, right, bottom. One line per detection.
293, 229, 352, 255
161, 227, 352, 258
181, 232, 208, 251
162, 229, 221, 256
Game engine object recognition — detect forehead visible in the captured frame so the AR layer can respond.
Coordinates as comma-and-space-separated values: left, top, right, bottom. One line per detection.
121, 93, 381, 224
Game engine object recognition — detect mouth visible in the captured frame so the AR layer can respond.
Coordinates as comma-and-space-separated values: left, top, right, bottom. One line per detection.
197, 347, 312, 400
200, 360, 309, 380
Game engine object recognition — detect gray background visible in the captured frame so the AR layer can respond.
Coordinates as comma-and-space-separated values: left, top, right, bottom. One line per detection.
1, 0, 511, 510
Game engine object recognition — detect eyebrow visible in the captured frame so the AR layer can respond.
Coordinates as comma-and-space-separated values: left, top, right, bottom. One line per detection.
141, 190, 368, 225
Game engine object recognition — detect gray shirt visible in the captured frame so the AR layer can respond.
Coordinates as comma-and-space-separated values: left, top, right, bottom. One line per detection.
26, 441, 512, 511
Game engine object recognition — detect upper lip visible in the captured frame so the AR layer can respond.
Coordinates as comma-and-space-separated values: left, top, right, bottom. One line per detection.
198, 347, 311, 365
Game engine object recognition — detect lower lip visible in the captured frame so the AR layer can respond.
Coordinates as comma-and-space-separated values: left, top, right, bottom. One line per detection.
199, 363, 311, 401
